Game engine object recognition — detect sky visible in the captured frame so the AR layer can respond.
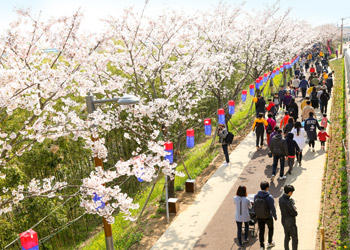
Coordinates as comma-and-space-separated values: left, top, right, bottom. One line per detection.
0, 0, 349, 33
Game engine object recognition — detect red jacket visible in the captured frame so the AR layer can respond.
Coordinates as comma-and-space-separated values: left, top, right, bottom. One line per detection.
317, 131, 329, 141
266, 102, 275, 112
310, 67, 315, 73
280, 115, 290, 128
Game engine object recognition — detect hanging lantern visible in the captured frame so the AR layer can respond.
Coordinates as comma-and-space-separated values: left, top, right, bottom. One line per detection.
271, 69, 276, 78
204, 118, 212, 136
255, 79, 260, 89
186, 129, 195, 148
164, 141, 173, 164
263, 73, 268, 82
228, 100, 235, 114
249, 84, 255, 96
276, 67, 280, 75
241, 90, 247, 102
20, 229, 39, 250
218, 109, 225, 124
280, 64, 284, 72
93, 193, 105, 211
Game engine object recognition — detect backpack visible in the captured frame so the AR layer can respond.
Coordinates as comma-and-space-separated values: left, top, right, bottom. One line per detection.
255, 122, 265, 134
224, 132, 234, 144
266, 123, 273, 134
254, 196, 270, 219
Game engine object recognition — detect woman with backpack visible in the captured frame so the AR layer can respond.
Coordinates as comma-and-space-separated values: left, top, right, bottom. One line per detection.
266, 113, 276, 147
234, 186, 252, 247
291, 122, 307, 166
252, 113, 268, 151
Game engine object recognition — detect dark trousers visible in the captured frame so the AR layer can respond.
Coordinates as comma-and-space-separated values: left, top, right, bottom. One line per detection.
287, 157, 295, 173
256, 133, 264, 147
301, 88, 307, 98
258, 218, 274, 247
283, 223, 298, 250
296, 150, 303, 163
309, 140, 315, 148
236, 221, 249, 245
321, 141, 325, 146
272, 155, 285, 177
321, 101, 328, 114
222, 144, 229, 163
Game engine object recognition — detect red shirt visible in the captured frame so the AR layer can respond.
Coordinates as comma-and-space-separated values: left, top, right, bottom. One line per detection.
318, 131, 329, 141
266, 102, 275, 111
310, 67, 315, 73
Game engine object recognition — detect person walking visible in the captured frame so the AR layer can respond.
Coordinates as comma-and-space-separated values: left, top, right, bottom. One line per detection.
283, 91, 292, 111
270, 129, 288, 181
255, 95, 266, 117
254, 181, 277, 250
288, 98, 298, 121
283, 118, 295, 137
302, 101, 316, 121
320, 89, 330, 114
266, 98, 276, 120
300, 97, 310, 112
218, 124, 230, 166
279, 185, 298, 250
252, 113, 268, 150
234, 186, 251, 247
304, 112, 321, 152
309, 65, 315, 74
317, 127, 330, 151
319, 113, 331, 129
278, 86, 286, 110
298, 76, 309, 99
291, 122, 306, 166
310, 87, 319, 109
285, 133, 300, 175
266, 113, 276, 147
326, 74, 333, 94
280, 111, 290, 129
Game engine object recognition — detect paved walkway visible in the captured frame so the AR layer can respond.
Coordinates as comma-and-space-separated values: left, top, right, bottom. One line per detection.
152, 94, 330, 249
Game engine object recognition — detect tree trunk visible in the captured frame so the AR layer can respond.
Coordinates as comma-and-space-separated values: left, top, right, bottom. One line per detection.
168, 123, 184, 198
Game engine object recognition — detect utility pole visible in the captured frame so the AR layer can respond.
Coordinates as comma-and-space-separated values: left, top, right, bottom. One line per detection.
86, 93, 139, 250
340, 17, 350, 55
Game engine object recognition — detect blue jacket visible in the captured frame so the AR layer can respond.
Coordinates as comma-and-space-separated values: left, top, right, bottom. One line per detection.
299, 79, 309, 89
254, 191, 277, 219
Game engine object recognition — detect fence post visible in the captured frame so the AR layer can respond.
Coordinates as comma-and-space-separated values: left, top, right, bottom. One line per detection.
320, 227, 325, 250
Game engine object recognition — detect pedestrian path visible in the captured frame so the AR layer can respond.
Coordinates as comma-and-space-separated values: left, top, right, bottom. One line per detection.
152, 95, 330, 249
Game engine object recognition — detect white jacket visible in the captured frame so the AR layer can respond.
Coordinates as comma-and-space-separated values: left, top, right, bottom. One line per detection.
291, 128, 307, 150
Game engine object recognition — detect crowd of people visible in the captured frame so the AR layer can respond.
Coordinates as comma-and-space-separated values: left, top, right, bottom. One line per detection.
232, 47, 333, 249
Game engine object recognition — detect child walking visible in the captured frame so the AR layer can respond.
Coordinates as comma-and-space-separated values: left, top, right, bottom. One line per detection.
317, 127, 330, 151
319, 114, 331, 129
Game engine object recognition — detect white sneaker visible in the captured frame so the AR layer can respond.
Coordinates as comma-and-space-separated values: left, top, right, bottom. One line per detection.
278, 176, 284, 180
223, 162, 229, 167
267, 241, 275, 247
260, 247, 264, 250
